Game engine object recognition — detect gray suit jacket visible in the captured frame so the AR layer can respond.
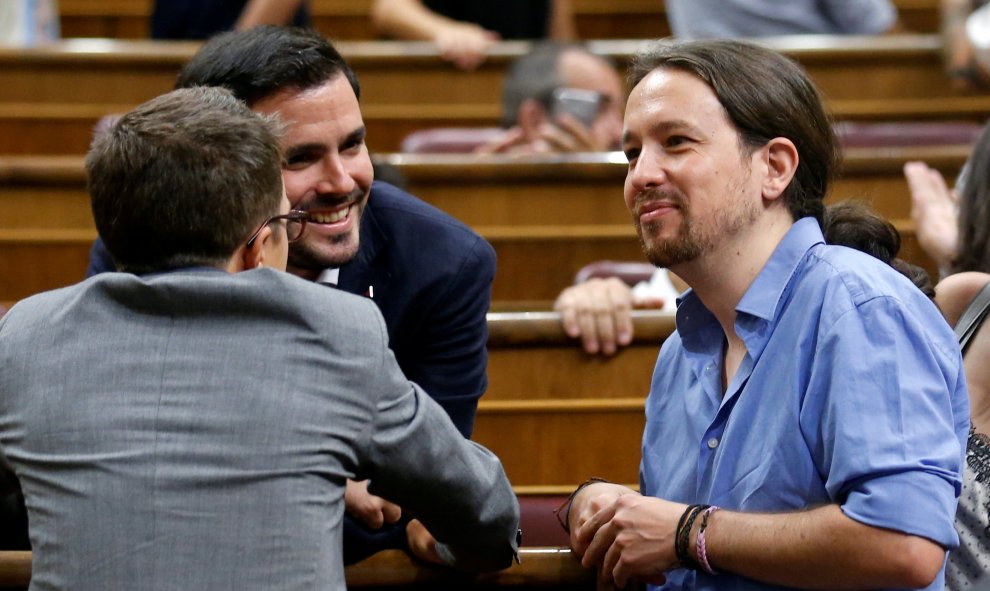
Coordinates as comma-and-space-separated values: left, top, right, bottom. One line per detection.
0, 268, 518, 590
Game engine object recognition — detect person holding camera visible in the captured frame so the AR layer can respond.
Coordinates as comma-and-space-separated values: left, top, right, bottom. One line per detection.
476, 43, 624, 155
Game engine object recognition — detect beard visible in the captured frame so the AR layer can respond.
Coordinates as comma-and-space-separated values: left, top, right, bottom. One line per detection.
632, 187, 759, 269
287, 187, 367, 271
287, 230, 360, 271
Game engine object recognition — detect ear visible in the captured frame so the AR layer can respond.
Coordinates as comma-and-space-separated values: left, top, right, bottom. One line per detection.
239, 226, 273, 271
517, 98, 550, 139
760, 137, 799, 202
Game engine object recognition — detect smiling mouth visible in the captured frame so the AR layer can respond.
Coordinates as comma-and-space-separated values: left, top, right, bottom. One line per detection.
306, 207, 351, 224
638, 201, 679, 219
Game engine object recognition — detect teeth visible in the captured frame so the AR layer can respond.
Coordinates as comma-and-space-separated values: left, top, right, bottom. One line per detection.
311, 207, 349, 224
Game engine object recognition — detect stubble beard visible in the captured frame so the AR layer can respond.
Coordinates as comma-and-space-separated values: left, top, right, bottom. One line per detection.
633, 189, 702, 269
633, 188, 760, 269
288, 231, 360, 271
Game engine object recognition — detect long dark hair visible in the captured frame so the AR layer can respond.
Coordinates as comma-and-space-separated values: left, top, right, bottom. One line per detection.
952, 122, 990, 274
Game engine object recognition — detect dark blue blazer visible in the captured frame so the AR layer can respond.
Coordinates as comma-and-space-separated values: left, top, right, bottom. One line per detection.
86, 181, 497, 561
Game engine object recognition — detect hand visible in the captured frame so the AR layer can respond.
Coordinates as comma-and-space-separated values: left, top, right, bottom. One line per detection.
406, 518, 445, 565
536, 113, 600, 152
576, 490, 680, 588
434, 23, 499, 70
567, 482, 633, 554
555, 278, 635, 355
474, 127, 531, 155
345, 479, 402, 529
904, 161, 959, 271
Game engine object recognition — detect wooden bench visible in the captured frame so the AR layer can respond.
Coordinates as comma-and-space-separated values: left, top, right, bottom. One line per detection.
0, 147, 966, 227
0, 149, 949, 301
477, 310, 674, 487
0, 35, 983, 154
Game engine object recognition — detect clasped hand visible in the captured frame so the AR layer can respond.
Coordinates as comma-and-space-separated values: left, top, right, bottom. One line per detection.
570, 483, 687, 588
344, 479, 444, 565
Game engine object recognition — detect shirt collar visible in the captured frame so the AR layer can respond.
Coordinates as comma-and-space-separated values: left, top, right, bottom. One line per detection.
316, 268, 340, 285
736, 217, 824, 322
674, 217, 823, 354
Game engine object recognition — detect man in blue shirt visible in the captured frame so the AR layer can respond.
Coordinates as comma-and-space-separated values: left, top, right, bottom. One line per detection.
563, 40, 969, 591
665, 0, 898, 39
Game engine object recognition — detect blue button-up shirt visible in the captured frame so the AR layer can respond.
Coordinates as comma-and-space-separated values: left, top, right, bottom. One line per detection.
641, 218, 970, 591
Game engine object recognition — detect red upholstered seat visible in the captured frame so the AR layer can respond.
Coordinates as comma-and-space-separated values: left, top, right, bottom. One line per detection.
399, 127, 506, 153
399, 121, 983, 154
574, 260, 655, 287
834, 121, 983, 148
518, 495, 570, 547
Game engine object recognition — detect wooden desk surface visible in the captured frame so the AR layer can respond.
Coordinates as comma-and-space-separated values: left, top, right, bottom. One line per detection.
0, 548, 604, 590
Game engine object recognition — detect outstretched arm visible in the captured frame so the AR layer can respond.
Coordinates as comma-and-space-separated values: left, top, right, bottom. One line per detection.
548, 0, 577, 40
234, 0, 306, 30
370, 0, 498, 69
904, 160, 959, 274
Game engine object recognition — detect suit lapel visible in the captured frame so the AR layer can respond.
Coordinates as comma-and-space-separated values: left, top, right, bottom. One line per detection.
338, 191, 391, 300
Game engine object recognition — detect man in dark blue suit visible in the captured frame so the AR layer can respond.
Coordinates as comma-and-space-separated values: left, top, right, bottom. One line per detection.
85, 26, 496, 565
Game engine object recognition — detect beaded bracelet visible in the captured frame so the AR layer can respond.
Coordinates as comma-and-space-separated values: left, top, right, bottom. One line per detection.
695, 505, 720, 575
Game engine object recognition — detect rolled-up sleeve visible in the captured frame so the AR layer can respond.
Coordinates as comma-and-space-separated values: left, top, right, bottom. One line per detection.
808, 295, 968, 548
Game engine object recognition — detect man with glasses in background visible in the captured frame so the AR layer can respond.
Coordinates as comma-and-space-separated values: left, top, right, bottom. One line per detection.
0, 86, 519, 590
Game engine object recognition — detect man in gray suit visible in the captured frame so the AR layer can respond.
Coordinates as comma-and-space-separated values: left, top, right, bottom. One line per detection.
0, 86, 519, 590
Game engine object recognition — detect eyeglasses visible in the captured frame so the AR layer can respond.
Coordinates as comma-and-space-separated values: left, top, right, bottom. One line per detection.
245, 210, 308, 247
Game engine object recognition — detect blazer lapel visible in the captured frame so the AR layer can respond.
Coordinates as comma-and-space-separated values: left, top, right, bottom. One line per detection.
338, 192, 391, 301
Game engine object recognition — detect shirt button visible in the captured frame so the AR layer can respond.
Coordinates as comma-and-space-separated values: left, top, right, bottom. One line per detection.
707, 438, 719, 449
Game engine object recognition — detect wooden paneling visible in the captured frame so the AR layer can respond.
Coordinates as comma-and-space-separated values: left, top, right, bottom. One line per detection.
474, 402, 644, 486
378, 147, 968, 225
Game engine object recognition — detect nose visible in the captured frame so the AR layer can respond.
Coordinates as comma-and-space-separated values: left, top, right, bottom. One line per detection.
315, 154, 356, 196
626, 146, 667, 195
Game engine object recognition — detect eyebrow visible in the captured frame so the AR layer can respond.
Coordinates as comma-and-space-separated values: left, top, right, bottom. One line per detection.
344, 126, 367, 146
283, 142, 325, 159
622, 119, 701, 146
282, 126, 367, 159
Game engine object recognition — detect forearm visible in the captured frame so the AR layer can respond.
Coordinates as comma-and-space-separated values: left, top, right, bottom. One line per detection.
234, 0, 305, 29
941, 0, 974, 70
370, 0, 461, 41
699, 504, 945, 589
549, 0, 576, 40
